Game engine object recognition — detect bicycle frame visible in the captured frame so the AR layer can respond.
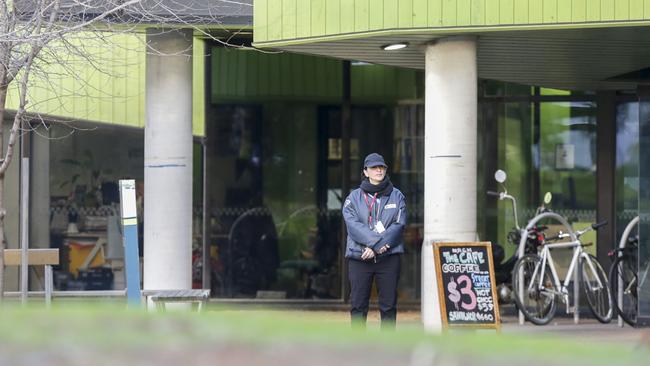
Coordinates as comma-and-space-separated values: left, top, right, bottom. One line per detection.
532, 241, 604, 315
615, 216, 639, 327
517, 212, 577, 325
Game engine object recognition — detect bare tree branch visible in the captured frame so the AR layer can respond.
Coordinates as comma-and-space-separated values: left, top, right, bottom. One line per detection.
0, 41, 36, 174
0, 0, 254, 299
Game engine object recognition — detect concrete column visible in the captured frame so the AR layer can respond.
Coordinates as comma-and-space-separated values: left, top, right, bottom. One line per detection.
421, 37, 478, 332
144, 29, 193, 291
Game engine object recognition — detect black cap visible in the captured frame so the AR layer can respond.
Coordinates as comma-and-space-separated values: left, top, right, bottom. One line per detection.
364, 153, 387, 168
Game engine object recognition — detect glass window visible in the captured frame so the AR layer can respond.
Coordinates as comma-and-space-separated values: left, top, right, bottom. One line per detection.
616, 102, 639, 237
637, 99, 650, 320
49, 125, 144, 291
480, 96, 599, 262
206, 103, 425, 302
539, 101, 597, 216
206, 104, 338, 299
392, 104, 424, 301
539, 101, 598, 263
207, 45, 429, 302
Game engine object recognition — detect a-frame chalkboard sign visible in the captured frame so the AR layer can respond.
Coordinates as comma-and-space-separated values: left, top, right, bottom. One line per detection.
433, 242, 501, 330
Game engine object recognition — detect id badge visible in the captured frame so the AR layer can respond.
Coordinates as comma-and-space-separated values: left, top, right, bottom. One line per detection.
375, 221, 386, 234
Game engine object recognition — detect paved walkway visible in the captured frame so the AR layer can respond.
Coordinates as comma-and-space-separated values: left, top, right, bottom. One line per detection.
222, 308, 649, 348
500, 316, 645, 348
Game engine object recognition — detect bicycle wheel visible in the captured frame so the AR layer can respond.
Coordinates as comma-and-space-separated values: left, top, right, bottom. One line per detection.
580, 254, 613, 323
512, 254, 556, 325
608, 255, 637, 326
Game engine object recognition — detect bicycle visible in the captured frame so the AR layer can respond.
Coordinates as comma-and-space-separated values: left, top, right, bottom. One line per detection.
512, 221, 613, 325
608, 216, 644, 326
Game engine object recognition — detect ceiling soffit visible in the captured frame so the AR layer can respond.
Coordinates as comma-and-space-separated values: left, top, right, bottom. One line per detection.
272, 27, 650, 91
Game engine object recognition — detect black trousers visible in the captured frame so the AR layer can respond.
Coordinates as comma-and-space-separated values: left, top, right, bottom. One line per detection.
348, 254, 401, 329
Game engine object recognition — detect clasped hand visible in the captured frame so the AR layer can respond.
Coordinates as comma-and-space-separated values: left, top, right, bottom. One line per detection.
378, 244, 390, 254
361, 245, 390, 261
361, 247, 375, 260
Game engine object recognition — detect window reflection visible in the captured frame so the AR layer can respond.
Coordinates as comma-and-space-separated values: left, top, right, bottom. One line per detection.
616, 102, 640, 235
480, 90, 599, 262
205, 103, 425, 301
637, 99, 650, 320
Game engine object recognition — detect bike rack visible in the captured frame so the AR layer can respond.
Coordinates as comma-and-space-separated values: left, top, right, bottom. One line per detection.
517, 212, 577, 325
616, 216, 639, 328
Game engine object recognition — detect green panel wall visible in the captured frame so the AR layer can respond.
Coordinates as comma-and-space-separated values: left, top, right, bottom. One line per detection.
7, 33, 147, 129
193, 39, 207, 136
350, 63, 421, 102
210, 47, 421, 103
6, 33, 206, 136
211, 47, 341, 102
254, 0, 650, 44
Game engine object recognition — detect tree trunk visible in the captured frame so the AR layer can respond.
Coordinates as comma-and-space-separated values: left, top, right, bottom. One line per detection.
0, 84, 7, 301
0, 174, 5, 301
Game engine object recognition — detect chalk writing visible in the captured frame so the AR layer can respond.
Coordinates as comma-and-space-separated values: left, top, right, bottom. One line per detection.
435, 243, 499, 328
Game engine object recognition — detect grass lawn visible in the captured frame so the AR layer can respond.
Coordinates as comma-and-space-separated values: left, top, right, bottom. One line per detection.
0, 303, 646, 365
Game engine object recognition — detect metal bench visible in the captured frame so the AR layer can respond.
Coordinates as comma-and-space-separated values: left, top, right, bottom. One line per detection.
4, 248, 59, 306
141, 289, 210, 311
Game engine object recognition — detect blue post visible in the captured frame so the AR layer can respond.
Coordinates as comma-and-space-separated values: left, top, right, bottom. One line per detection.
119, 180, 141, 306
122, 222, 141, 305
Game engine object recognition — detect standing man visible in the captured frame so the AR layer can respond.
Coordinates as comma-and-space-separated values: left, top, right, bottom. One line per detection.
343, 153, 407, 329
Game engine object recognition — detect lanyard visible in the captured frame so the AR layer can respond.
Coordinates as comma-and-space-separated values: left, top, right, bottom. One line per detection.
363, 193, 378, 228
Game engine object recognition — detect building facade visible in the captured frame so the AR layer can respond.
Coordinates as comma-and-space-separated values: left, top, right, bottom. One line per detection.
3, 1, 650, 326
252, 0, 650, 327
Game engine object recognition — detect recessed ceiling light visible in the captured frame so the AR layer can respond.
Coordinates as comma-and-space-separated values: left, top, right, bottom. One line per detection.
381, 42, 408, 51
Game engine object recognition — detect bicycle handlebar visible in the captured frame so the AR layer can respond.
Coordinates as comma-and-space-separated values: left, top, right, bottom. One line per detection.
573, 220, 608, 237
486, 190, 501, 197
546, 220, 609, 242
591, 220, 608, 230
